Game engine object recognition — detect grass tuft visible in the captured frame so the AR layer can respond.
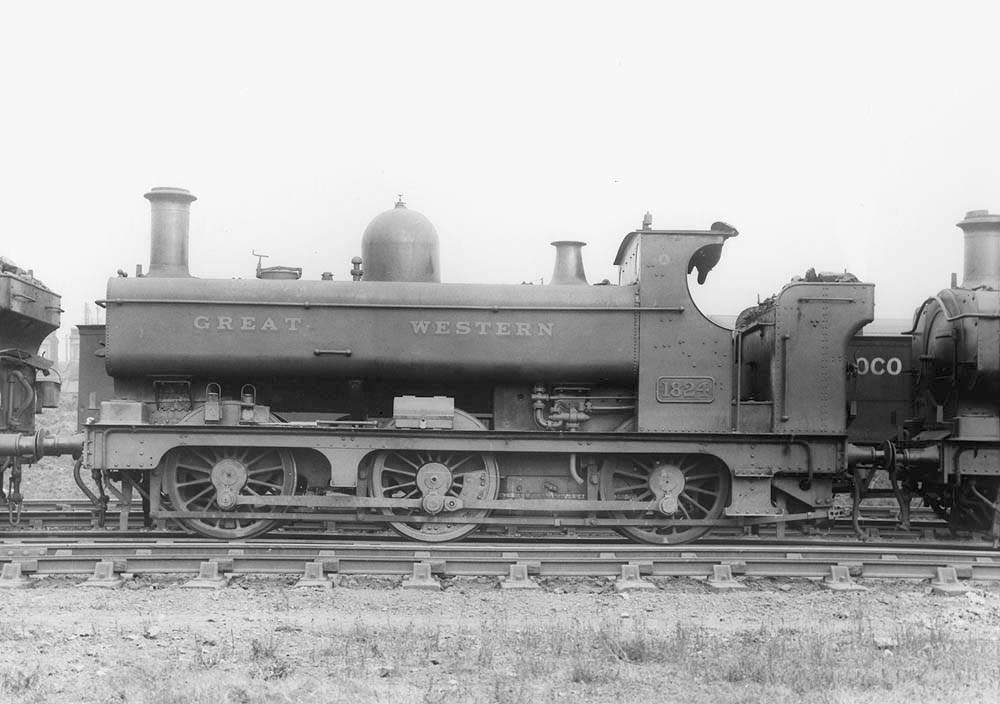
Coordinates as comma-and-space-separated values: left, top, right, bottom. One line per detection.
249, 635, 291, 680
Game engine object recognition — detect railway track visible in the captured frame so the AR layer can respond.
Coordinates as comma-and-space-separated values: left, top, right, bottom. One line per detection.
1, 534, 997, 591
0, 499, 978, 542
2, 500, 997, 590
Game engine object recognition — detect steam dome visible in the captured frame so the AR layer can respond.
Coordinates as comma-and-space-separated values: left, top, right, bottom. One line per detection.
361, 198, 440, 282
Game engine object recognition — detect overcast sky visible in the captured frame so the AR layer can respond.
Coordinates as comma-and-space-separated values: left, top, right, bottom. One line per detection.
2, 1, 999, 333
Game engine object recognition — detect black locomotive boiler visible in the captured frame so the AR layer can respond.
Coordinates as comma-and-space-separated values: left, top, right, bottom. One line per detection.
874, 210, 1000, 535
2, 189, 999, 544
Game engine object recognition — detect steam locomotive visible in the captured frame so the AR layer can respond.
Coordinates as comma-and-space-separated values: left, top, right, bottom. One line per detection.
1, 189, 998, 544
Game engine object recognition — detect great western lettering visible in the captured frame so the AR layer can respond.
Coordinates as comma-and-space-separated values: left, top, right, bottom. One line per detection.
193, 315, 302, 331
409, 320, 554, 337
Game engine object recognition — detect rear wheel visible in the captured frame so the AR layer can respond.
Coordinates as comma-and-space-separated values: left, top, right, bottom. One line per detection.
600, 452, 730, 544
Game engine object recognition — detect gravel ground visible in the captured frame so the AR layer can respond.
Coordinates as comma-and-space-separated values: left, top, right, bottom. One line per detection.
0, 576, 998, 703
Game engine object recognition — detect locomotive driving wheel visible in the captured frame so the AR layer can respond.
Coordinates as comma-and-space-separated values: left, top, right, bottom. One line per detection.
368, 410, 499, 542
600, 417, 730, 544
162, 446, 297, 539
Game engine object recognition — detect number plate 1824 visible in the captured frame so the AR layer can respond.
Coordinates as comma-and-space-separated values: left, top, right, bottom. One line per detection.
656, 376, 715, 403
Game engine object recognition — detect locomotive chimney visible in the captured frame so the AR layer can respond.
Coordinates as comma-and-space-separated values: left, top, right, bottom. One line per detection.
958, 209, 1000, 289
144, 187, 197, 278
549, 241, 589, 285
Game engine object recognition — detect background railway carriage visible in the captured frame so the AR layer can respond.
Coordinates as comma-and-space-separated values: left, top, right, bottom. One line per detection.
2, 189, 1000, 544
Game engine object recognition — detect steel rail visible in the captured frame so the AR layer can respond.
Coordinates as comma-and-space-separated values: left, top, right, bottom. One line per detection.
0, 501, 961, 542
0, 538, 997, 583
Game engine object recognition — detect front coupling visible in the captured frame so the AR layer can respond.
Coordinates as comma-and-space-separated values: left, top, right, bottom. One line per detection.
0, 432, 85, 461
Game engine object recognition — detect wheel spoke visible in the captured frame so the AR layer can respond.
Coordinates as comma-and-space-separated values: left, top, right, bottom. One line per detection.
615, 470, 649, 481
391, 453, 421, 470
679, 493, 709, 515
448, 455, 474, 472
245, 453, 272, 469
247, 479, 283, 491
247, 463, 284, 474
676, 499, 692, 520
615, 480, 649, 491
176, 463, 212, 474
180, 484, 215, 509
632, 458, 654, 473
683, 472, 720, 482
451, 464, 484, 477
190, 448, 218, 467
682, 485, 717, 497
175, 478, 212, 489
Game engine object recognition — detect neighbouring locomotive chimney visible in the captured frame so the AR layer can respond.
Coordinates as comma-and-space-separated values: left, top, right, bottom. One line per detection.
958, 209, 1000, 289
549, 241, 589, 285
144, 187, 197, 278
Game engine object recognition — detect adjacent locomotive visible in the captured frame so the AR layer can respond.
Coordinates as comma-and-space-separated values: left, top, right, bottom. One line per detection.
2, 189, 998, 545
880, 210, 1000, 535
0, 257, 75, 517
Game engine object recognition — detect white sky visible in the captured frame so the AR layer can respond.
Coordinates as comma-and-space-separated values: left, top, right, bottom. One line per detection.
2, 1, 999, 331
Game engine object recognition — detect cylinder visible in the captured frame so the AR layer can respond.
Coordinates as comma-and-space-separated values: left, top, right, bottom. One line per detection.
958, 209, 1000, 289
549, 241, 588, 285
145, 187, 197, 278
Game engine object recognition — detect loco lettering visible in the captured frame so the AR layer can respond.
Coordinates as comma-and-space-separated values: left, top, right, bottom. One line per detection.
409, 320, 554, 337
193, 315, 303, 332
854, 356, 902, 376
